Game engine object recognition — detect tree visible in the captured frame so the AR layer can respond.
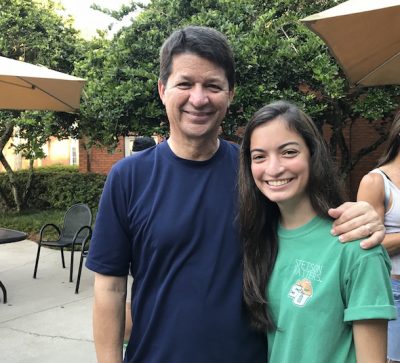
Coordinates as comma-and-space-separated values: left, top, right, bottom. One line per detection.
77, 0, 399, 179
0, 0, 85, 211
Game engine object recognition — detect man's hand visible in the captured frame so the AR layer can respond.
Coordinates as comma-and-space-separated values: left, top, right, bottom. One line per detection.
328, 201, 385, 249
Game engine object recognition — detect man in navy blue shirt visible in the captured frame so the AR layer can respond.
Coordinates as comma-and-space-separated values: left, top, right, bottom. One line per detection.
86, 26, 385, 363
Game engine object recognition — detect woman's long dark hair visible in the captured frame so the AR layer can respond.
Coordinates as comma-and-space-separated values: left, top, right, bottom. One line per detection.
239, 100, 345, 331
377, 111, 400, 167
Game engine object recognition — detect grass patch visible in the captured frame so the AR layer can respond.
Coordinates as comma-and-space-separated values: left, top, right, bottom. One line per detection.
1, 209, 65, 242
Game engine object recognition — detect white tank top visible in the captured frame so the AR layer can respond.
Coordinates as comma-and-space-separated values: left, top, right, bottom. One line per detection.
370, 169, 400, 274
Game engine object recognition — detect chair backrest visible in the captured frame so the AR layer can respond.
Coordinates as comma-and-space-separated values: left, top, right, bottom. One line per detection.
61, 203, 92, 244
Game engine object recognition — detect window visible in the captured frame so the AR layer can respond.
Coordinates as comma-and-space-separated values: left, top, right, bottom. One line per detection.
70, 139, 78, 165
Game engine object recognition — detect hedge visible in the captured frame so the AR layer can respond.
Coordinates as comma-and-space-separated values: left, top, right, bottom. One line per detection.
0, 166, 106, 212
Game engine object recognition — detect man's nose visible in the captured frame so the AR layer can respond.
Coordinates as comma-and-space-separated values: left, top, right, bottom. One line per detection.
189, 85, 209, 107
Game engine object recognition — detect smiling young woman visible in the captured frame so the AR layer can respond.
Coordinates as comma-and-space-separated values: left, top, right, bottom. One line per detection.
239, 100, 396, 363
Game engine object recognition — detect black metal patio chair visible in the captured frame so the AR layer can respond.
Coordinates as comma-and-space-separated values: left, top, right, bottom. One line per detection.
33, 203, 92, 284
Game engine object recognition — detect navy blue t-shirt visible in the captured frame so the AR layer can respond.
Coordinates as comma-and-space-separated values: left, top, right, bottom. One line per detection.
86, 139, 266, 363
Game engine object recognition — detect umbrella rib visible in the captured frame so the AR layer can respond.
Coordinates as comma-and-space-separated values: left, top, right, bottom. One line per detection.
0, 79, 36, 90
18, 77, 77, 112
356, 50, 400, 86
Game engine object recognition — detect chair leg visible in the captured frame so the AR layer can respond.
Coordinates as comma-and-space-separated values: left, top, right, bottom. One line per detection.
61, 248, 66, 268
75, 252, 85, 294
69, 248, 75, 283
33, 243, 42, 278
0, 280, 7, 304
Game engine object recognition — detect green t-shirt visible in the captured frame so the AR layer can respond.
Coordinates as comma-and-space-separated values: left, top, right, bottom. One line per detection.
267, 216, 396, 363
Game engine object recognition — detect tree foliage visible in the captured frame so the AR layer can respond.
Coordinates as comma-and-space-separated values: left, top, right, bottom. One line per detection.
0, 0, 85, 211
2, 0, 398, 212
77, 0, 400, 179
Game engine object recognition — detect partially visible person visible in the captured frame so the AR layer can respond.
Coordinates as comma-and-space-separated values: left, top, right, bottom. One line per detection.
239, 101, 396, 362
86, 26, 386, 363
132, 136, 156, 152
358, 111, 400, 363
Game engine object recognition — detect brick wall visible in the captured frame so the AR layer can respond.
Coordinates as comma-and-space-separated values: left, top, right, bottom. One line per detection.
78, 120, 392, 200
79, 137, 125, 174
347, 118, 389, 200
322, 117, 390, 200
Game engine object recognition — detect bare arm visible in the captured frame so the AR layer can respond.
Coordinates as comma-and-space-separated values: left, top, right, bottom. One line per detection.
124, 302, 132, 342
328, 200, 385, 249
357, 173, 400, 255
381, 232, 400, 255
93, 273, 127, 363
353, 319, 387, 362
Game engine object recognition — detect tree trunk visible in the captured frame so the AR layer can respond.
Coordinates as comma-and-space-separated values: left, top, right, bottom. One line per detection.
20, 158, 35, 210
81, 139, 92, 172
328, 103, 351, 179
0, 121, 22, 212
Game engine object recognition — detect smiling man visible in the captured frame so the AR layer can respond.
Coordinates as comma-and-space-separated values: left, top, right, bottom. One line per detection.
86, 26, 385, 363
158, 52, 234, 158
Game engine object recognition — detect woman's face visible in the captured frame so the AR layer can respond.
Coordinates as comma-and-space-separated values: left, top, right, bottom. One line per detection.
250, 117, 311, 210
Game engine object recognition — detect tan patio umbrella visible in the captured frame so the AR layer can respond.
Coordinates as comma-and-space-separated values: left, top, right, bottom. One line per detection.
301, 0, 400, 87
0, 56, 86, 112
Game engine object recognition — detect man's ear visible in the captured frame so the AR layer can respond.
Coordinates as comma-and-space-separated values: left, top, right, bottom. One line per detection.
228, 88, 235, 107
158, 79, 166, 105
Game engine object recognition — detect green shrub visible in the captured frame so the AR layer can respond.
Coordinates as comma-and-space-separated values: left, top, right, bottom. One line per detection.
33, 164, 79, 173
0, 209, 66, 241
0, 166, 106, 212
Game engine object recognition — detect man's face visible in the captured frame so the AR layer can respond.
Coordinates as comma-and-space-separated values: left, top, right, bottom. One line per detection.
158, 52, 234, 142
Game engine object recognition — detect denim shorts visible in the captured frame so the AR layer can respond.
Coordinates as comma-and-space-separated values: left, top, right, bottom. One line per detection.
388, 278, 400, 361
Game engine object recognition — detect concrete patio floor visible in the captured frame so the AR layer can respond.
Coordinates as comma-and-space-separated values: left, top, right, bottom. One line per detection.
0, 239, 96, 362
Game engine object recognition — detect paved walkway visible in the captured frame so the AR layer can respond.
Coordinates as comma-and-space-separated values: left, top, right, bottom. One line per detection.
0, 240, 96, 362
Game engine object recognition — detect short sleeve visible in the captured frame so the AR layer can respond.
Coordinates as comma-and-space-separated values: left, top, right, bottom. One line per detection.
343, 249, 396, 322
85, 164, 132, 276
